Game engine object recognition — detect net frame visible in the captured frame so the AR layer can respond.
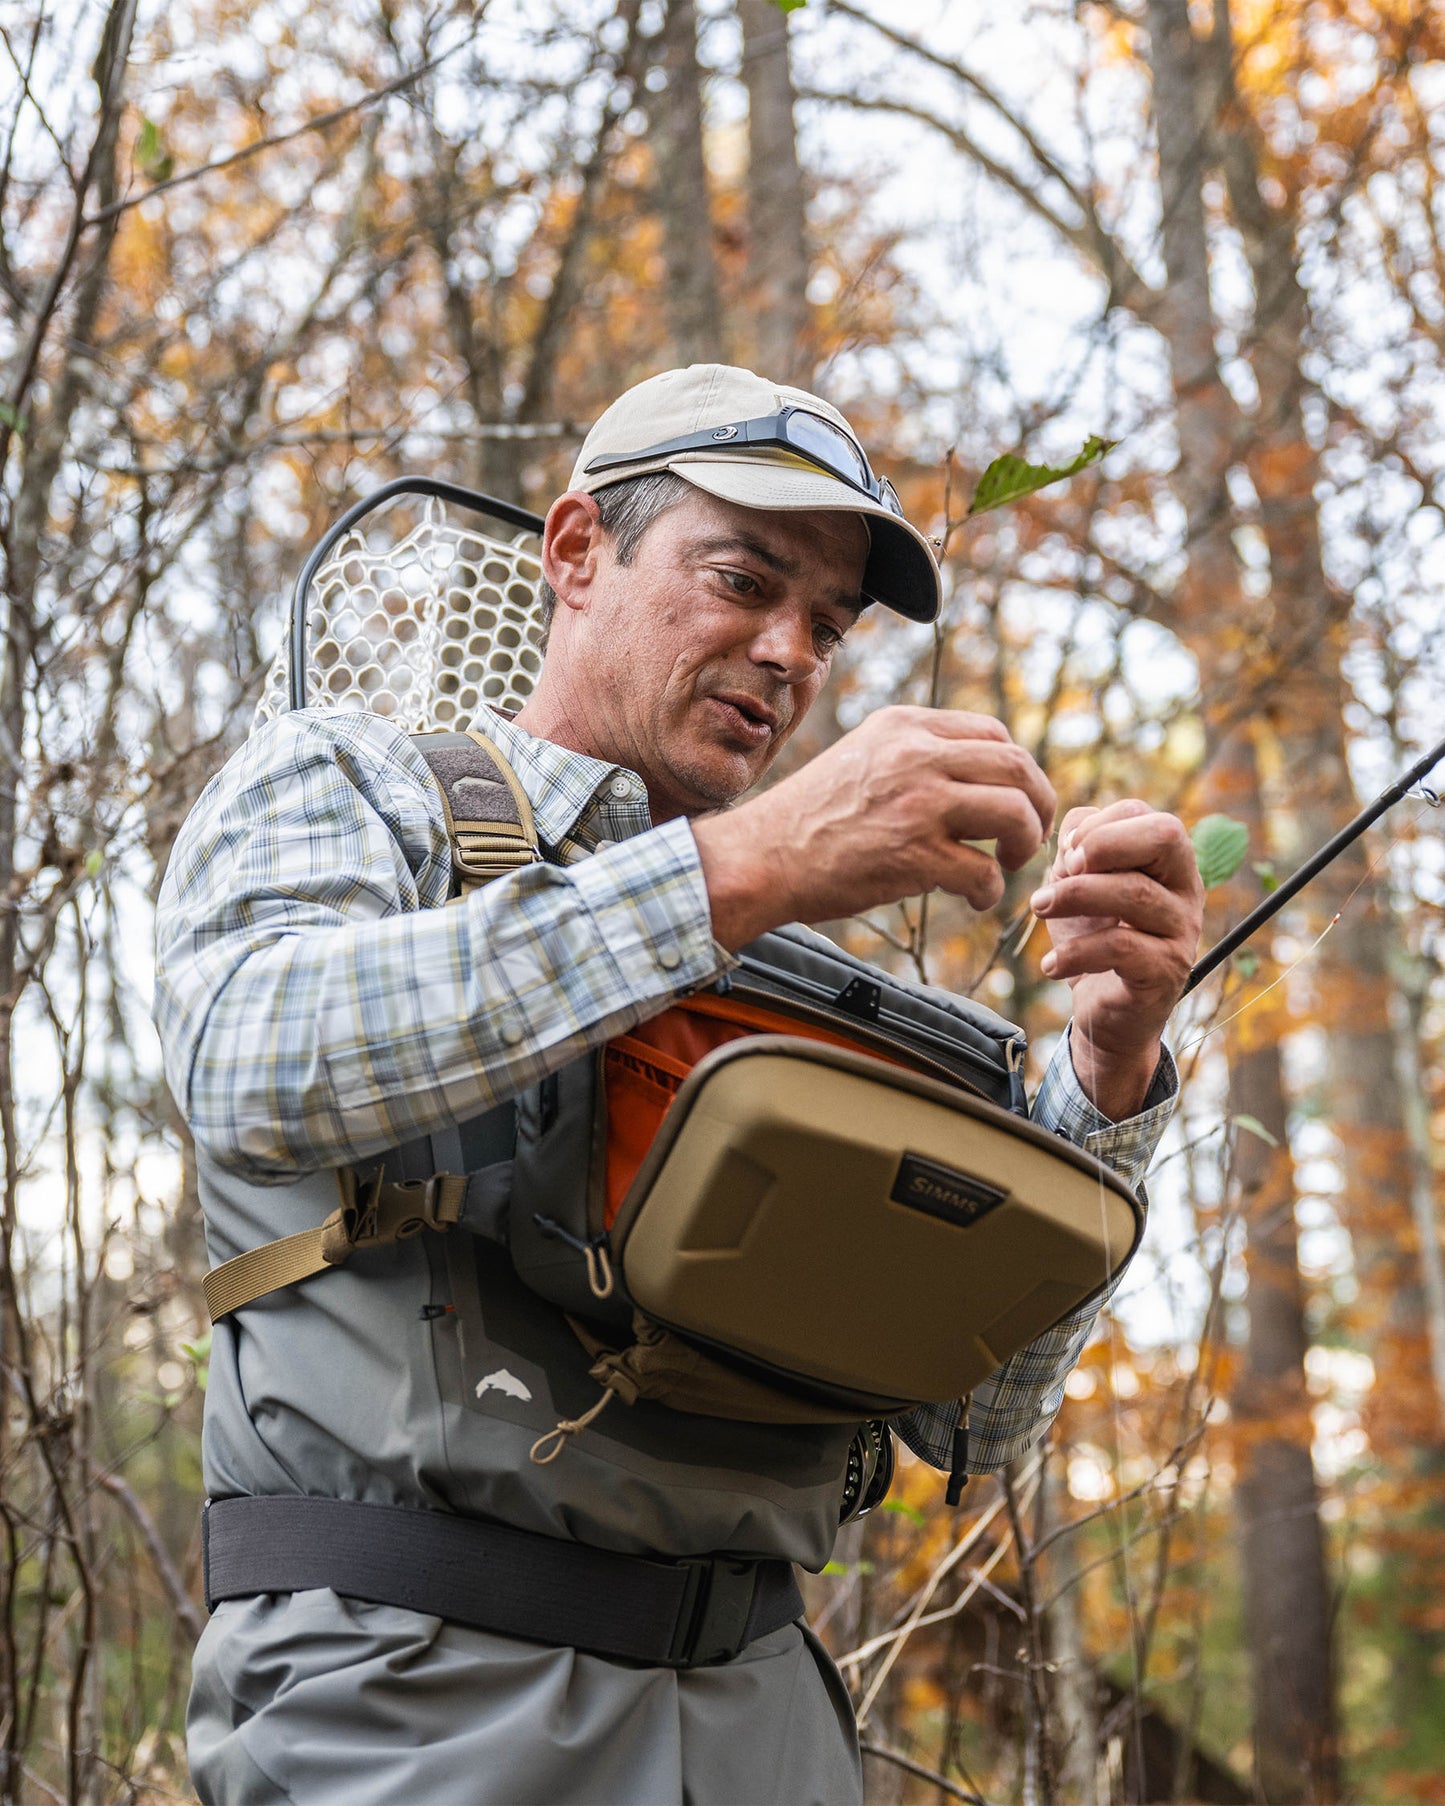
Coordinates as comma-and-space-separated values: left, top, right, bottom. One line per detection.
255, 477, 548, 734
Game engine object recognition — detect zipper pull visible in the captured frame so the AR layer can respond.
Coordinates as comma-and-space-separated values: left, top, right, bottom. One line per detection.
945, 1396, 971, 1505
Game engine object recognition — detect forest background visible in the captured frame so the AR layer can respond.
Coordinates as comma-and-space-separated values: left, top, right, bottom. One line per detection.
3, 0, 1444, 1800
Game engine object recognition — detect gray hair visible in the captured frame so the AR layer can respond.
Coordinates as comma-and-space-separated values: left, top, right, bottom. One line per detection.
535, 471, 692, 640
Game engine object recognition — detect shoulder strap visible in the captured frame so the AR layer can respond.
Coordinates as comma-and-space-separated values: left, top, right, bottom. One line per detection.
205, 723, 540, 1319
411, 726, 541, 894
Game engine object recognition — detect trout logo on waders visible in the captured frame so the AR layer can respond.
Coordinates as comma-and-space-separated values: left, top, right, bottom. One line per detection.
476, 1369, 533, 1403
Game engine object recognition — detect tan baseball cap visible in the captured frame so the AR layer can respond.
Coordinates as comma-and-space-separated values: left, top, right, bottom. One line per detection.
568, 364, 942, 623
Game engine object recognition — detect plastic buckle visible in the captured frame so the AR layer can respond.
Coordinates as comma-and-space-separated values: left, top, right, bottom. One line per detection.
390, 1174, 463, 1235
411, 1174, 446, 1228
667, 1557, 759, 1668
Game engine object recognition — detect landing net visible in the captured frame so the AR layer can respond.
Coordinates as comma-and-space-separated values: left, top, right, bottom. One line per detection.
255, 493, 546, 732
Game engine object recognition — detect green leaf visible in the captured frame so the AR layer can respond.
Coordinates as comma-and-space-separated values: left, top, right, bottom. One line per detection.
882, 1498, 927, 1526
182, 1330, 212, 1392
967, 435, 1116, 515
1233, 947, 1260, 980
821, 1559, 874, 1576
1191, 813, 1250, 889
1252, 861, 1278, 893
84, 849, 104, 878
771, 0, 807, 10
136, 116, 174, 182
0, 400, 25, 437
1233, 1113, 1279, 1148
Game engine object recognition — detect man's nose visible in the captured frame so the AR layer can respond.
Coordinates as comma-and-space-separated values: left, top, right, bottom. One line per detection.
747, 606, 818, 681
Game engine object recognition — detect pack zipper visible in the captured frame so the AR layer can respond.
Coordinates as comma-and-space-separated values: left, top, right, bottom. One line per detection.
726, 965, 1010, 1098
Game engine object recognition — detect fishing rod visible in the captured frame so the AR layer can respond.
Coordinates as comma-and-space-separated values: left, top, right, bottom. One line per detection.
1183, 729, 1445, 995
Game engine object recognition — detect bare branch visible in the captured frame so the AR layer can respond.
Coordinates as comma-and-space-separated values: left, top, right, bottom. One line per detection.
859, 1738, 994, 1804
94, 1471, 205, 1643
81, 35, 479, 231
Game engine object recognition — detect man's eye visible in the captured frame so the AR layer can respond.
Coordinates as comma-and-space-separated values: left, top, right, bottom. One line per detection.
813, 621, 845, 652
722, 570, 758, 596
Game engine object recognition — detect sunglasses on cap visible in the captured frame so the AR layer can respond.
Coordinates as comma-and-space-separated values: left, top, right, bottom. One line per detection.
583, 407, 904, 516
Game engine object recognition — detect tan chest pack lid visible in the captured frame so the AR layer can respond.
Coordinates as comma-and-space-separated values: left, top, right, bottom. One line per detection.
609, 1036, 1143, 1411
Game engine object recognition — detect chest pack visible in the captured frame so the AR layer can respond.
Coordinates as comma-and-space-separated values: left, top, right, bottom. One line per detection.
203, 724, 1143, 1459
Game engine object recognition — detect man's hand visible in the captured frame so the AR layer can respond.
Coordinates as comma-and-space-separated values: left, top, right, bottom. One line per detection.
692, 705, 1056, 948
1028, 801, 1203, 1119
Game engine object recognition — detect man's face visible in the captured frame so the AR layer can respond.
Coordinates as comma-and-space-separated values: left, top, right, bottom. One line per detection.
535, 486, 869, 820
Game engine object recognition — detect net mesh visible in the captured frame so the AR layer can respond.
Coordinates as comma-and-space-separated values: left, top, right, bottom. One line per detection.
255, 495, 546, 733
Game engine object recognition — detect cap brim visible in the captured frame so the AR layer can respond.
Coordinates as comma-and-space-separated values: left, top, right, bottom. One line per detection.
587, 453, 941, 624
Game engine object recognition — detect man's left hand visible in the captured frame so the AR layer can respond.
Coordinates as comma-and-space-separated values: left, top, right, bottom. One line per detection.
1028, 801, 1204, 1120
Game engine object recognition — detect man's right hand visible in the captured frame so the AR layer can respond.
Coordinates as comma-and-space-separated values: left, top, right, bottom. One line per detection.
691, 706, 1056, 951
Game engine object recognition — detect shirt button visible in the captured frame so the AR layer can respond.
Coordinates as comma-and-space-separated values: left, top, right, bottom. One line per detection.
657, 945, 682, 972
609, 775, 636, 799
499, 1017, 525, 1046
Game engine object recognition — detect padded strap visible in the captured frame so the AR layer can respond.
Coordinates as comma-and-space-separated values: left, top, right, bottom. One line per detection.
203, 729, 538, 1317
411, 726, 541, 892
203, 1168, 475, 1322
203, 1495, 805, 1669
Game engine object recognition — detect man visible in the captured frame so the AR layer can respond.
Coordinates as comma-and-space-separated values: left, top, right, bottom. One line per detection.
155, 363, 1202, 1804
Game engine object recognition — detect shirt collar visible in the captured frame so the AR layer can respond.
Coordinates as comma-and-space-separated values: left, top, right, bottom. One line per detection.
478, 709, 654, 856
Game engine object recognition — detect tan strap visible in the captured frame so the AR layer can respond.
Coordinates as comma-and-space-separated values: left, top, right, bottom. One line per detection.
411, 726, 542, 894
203, 1224, 336, 1322
203, 1169, 469, 1322
206, 727, 540, 1320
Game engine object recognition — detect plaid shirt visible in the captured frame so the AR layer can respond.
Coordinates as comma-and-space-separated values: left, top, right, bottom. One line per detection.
154, 706, 1177, 1473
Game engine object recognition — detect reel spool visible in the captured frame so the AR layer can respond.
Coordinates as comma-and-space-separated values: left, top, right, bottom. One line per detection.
256, 478, 547, 732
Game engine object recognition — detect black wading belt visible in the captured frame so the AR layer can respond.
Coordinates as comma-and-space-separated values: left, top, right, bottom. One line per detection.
202, 1495, 805, 1670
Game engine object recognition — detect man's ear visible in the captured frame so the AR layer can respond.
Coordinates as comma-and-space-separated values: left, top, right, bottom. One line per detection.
542, 492, 605, 614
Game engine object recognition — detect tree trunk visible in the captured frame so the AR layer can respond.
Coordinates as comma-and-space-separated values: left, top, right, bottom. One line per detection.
0, 4, 137, 1795
1041, 1454, 1099, 1805
1208, 0, 1445, 1741
1228, 1022, 1340, 1801
739, 0, 811, 383
1142, 1, 1341, 1794
646, 0, 725, 365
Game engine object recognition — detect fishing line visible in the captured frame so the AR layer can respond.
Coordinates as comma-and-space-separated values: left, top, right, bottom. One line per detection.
1177, 915, 1342, 1056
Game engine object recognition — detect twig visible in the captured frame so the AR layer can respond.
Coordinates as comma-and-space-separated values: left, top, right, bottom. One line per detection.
838, 1479, 1013, 1670
94, 1471, 205, 1642
1003, 1462, 1054, 1805
82, 36, 477, 228
859, 1737, 995, 1804
850, 1458, 1043, 1729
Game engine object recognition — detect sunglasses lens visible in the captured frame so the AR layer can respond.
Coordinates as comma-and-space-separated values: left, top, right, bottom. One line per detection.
785, 413, 872, 489
878, 477, 904, 517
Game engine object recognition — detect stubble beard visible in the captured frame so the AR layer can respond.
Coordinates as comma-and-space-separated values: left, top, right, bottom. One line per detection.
654, 707, 774, 818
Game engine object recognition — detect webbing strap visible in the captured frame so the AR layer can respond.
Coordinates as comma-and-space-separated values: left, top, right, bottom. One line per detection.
202, 1170, 472, 1322
203, 1495, 805, 1669
203, 1226, 333, 1323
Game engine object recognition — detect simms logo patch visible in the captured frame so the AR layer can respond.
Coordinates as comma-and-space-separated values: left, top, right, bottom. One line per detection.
475, 1368, 533, 1403
890, 1154, 1007, 1229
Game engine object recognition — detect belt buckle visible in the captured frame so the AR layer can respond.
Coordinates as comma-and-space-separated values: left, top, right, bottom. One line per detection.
667, 1557, 759, 1668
